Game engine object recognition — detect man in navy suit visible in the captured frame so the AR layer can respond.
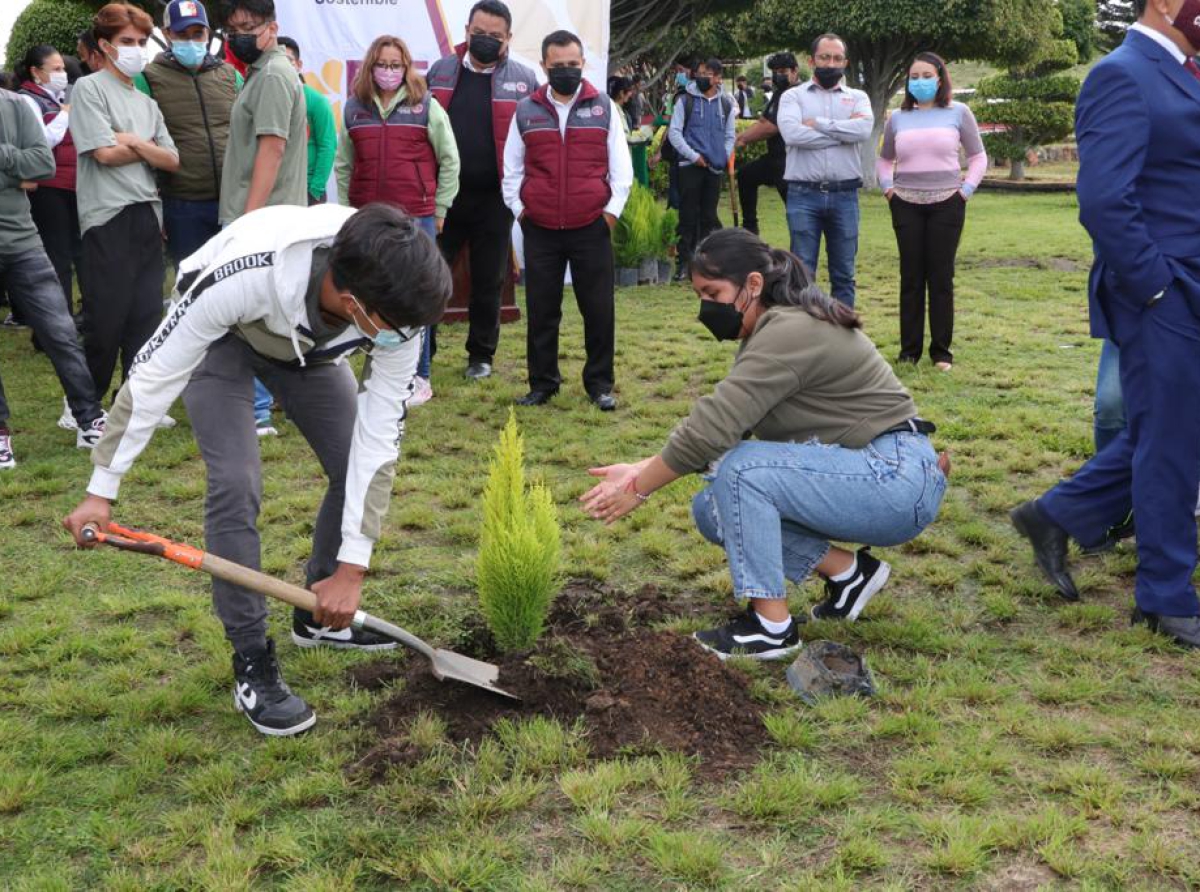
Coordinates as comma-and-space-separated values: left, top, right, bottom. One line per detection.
1011, 0, 1200, 648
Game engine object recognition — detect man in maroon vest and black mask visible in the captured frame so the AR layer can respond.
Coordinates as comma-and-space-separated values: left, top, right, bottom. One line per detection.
502, 30, 633, 410
428, 0, 538, 381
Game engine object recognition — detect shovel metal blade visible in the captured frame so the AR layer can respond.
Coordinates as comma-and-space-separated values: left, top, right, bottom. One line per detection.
356, 611, 521, 701
431, 649, 522, 701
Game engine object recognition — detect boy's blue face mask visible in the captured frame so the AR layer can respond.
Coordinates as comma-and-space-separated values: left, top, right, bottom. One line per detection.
171, 40, 207, 69
350, 295, 403, 351
675, 71, 689, 87
908, 77, 938, 103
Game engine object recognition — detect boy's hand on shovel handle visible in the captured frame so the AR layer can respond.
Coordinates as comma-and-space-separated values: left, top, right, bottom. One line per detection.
311, 563, 366, 629
64, 495, 112, 547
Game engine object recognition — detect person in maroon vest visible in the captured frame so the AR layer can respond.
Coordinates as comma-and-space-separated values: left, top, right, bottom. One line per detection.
502, 30, 633, 410
17, 46, 82, 319
336, 34, 460, 406
427, 0, 538, 381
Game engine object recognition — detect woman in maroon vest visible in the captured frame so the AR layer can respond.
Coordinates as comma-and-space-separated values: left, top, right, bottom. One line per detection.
336, 35, 460, 407
17, 46, 82, 319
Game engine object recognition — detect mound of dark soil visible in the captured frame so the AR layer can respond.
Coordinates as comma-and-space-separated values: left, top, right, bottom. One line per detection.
351, 583, 769, 776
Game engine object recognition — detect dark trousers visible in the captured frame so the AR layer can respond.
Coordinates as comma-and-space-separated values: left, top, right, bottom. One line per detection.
667, 160, 681, 210
677, 165, 724, 264
0, 247, 103, 427
440, 187, 513, 365
737, 155, 786, 234
522, 217, 615, 396
1039, 286, 1200, 617
162, 197, 220, 268
80, 203, 165, 402
27, 186, 82, 314
890, 194, 966, 364
183, 335, 357, 653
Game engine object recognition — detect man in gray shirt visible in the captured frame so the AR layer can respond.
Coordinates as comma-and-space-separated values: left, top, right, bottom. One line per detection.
0, 90, 108, 469
777, 33, 873, 307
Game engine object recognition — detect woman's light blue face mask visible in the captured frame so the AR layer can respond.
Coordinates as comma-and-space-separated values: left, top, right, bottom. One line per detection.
908, 76, 939, 103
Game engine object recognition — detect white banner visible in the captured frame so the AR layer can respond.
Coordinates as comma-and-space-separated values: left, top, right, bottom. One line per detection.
277, 0, 610, 143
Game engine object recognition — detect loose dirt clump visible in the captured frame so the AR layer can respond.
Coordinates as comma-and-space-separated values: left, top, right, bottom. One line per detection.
351, 583, 768, 777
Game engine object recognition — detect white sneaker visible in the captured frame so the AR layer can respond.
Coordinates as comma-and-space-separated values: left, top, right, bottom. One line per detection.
157, 413, 177, 429
0, 429, 14, 469
409, 376, 433, 407
256, 419, 279, 437
76, 414, 106, 450
57, 397, 77, 431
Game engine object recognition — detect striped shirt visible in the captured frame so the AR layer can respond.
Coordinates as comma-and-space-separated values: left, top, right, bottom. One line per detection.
876, 102, 988, 197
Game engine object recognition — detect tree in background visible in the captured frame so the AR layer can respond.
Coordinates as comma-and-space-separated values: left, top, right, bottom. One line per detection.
609, 0, 753, 74
5, 0, 163, 70
729, 0, 1072, 187
1097, 0, 1136, 50
972, 1, 1091, 181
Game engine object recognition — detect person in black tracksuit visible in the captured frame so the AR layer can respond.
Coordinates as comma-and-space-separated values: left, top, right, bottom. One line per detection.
734, 52, 801, 236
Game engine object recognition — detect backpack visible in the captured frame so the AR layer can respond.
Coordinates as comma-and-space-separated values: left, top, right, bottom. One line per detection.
662, 91, 733, 163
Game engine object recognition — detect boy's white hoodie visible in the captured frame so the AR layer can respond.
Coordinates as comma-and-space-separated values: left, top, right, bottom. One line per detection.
88, 204, 421, 568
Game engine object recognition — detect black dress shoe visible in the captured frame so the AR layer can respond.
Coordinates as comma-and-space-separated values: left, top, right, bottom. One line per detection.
590, 392, 617, 411
1132, 609, 1200, 648
515, 389, 557, 406
464, 362, 492, 380
1010, 500, 1080, 601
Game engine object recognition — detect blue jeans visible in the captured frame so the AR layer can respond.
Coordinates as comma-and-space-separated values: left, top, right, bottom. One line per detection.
785, 183, 860, 307
1094, 339, 1125, 453
691, 434, 947, 600
0, 248, 103, 427
162, 197, 220, 268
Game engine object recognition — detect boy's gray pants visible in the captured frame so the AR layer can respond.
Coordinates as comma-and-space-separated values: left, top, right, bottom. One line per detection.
182, 335, 357, 654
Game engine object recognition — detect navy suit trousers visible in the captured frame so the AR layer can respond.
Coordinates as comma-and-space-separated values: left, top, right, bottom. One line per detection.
1040, 287, 1200, 616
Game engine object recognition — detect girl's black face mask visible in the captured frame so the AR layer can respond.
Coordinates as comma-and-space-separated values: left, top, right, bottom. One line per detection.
698, 289, 750, 341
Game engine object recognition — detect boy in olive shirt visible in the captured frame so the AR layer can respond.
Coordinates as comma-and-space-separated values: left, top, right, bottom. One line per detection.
218, 0, 307, 224
219, 0, 308, 436
70, 2, 179, 404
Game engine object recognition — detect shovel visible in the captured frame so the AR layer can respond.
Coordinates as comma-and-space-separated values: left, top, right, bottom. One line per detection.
81, 522, 519, 700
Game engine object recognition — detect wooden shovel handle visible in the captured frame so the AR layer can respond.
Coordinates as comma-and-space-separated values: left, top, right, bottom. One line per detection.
84, 522, 318, 613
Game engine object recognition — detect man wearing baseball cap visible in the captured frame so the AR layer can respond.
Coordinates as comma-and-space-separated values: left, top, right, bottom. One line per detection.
134, 0, 242, 266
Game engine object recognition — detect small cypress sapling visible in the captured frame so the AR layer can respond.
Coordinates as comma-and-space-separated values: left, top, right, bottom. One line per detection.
476, 410, 562, 652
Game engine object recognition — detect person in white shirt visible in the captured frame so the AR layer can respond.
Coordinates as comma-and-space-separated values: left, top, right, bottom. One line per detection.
502, 30, 633, 411
64, 204, 452, 737
776, 33, 873, 307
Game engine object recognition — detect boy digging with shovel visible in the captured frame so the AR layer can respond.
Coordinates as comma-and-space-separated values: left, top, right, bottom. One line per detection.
64, 202, 450, 736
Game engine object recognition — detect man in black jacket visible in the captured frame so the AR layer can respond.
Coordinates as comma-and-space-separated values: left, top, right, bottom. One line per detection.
734, 52, 801, 235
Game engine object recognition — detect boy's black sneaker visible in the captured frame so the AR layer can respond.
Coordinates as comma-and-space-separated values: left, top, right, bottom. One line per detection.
811, 548, 890, 622
693, 606, 803, 661
232, 639, 315, 736
291, 607, 396, 651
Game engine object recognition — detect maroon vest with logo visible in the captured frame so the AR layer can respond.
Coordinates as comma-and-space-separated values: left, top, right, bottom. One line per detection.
427, 44, 538, 176
18, 81, 76, 192
344, 95, 438, 217
515, 81, 612, 230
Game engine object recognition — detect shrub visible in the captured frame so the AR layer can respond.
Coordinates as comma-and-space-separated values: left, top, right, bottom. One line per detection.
613, 183, 659, 268
5, 0, 96, 71
476, 409, 562, 653
658, 207, 679, 260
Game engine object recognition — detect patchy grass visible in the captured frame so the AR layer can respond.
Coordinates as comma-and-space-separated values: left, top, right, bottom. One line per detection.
3, 192, 1200, 887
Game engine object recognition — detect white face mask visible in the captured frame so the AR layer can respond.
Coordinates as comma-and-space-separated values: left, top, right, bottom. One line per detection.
106, 42, 147, 78
47, 71, 68, 92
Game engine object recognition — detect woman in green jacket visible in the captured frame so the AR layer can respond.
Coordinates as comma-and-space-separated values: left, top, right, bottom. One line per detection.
582, 229, 947, 660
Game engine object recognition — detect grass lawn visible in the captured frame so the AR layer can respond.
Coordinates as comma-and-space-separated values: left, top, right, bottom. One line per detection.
4, 191, 1200, 891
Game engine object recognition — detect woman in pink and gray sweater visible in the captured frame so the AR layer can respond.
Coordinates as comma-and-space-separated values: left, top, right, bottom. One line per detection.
877, 52, 987, 370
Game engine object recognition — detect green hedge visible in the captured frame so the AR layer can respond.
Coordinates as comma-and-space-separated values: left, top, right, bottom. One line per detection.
6, 0, 165, 71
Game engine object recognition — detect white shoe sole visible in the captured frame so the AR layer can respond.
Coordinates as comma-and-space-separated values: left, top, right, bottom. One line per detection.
233, 690, 317, 736
811, 560, 891, 622
291, 630, 396, 651
0, 459, 14, 470
693, 635, 803, 662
